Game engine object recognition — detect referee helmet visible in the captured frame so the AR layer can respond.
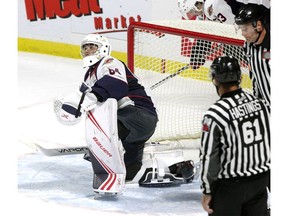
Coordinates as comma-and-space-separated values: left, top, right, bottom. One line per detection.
234, 4, 268, 27
210, 56, 241, 84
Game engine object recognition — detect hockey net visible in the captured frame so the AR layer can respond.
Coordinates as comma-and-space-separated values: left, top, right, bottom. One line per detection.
127, 20, 251, 144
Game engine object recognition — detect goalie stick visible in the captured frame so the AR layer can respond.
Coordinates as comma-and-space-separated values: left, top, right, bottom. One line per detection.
35, 144, 89, 156
33, 142, 164, 157
18, 136, 89, 156
75, 92, 86, 118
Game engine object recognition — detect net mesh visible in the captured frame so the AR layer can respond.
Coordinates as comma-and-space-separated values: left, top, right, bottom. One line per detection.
128, 20, 251, 142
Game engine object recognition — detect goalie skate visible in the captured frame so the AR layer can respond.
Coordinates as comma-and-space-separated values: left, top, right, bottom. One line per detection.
131, 150, 195, 187
138, 169, 185, 187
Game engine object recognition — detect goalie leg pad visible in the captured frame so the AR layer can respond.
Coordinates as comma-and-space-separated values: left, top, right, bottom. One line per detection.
85, 99, 126, 194
93, 173, 126, 195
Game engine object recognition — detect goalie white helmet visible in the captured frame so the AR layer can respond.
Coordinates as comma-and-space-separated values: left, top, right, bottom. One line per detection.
177, 0, 204, 20
80, 34, 112, 67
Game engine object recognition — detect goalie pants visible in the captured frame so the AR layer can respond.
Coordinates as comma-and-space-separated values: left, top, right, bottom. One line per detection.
210, 171, 269, 216
117, 105, 158, 179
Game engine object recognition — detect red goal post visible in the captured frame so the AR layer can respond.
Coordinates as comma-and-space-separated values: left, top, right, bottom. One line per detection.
127, 20, 251, 143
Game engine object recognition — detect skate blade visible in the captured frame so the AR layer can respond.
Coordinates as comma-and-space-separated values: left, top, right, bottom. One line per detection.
139, 171, 185, 187
139, 179, 183, 187
93, 190, 122, 199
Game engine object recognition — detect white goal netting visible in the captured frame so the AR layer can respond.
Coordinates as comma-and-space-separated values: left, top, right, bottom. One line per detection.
127, 20, 251, 143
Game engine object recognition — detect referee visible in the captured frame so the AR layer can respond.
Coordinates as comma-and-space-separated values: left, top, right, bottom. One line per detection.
234, 3, 270, 106
199, 56, 270, 216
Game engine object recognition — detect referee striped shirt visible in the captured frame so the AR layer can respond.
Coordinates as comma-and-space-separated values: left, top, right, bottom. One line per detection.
243, 31, 270, 106
200, 88, 270, 194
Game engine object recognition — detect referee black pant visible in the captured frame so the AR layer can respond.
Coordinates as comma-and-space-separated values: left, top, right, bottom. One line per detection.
210, 171, 270, 216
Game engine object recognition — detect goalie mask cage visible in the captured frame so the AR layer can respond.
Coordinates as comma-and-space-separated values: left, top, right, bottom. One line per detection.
127, 20, 251, 143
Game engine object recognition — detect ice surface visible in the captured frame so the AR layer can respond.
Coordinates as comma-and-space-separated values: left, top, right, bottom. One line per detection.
18, 153, 205, 216
17, 52, 207, 216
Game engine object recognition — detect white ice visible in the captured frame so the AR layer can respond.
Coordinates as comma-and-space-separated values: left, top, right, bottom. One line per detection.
16, 51, 208, 216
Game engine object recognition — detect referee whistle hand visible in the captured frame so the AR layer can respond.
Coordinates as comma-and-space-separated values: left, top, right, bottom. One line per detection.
201, 194, 214, 214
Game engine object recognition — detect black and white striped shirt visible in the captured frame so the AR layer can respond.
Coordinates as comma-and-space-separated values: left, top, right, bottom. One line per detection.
200, 88, 270, 194
244, 31, 270, 106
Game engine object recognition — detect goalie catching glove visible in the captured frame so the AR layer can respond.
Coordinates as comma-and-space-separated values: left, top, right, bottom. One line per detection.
53, 95, 83, 126
53, 82, 98, 125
